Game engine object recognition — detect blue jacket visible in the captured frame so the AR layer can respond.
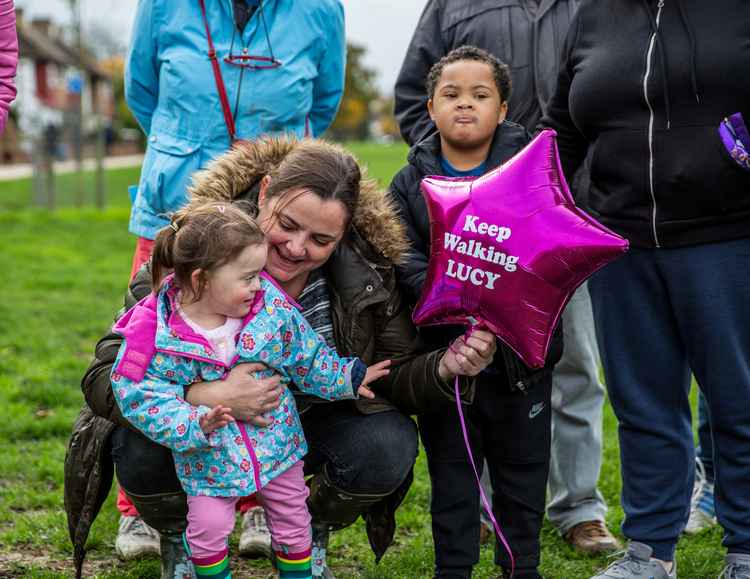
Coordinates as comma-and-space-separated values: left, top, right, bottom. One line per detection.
125, 0, 346, 239
111, 276, 363, 497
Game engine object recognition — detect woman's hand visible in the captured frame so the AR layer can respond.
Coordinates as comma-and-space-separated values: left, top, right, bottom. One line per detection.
357, 359, 392, 399
185, 363, 283, 427
438, 329, 497, 381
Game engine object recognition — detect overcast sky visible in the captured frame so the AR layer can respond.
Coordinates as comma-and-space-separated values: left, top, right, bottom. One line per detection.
16, 0, 427, 94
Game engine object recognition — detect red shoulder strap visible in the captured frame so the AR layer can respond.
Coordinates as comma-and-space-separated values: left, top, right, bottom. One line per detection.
198, 0, 237, 143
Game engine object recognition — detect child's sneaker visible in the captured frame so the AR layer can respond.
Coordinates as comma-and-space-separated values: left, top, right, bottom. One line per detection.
590, 542, 676, 579
719, 554, 750, 579
685, 461, 717, 535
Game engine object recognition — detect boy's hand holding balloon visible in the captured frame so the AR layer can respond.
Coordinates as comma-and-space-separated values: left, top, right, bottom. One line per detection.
438, 329, 497, 379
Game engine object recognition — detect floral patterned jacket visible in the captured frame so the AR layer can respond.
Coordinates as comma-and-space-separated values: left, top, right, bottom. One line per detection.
111, 275, 363, 497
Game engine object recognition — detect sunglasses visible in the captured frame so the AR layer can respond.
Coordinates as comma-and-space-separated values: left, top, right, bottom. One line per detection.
225, 2, 282, 70
224, 53, 281, 70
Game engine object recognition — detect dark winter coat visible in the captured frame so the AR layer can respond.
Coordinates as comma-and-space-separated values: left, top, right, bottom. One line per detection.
542, 0, 750, 248
65, 137, 476, 575
395, 0, 580, 145
390, 124, 563, 390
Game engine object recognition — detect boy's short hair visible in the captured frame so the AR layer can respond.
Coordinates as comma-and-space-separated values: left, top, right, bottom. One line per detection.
426, 45, 512, 103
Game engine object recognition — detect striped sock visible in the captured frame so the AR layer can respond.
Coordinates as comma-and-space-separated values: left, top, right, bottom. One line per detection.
276, 547, 312, 578
190, 546, 231, 578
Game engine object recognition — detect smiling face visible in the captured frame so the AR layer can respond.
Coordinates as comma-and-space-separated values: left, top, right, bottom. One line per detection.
196, 242, 268, 320
257, 186, 349, 299
428, 59, 508, 151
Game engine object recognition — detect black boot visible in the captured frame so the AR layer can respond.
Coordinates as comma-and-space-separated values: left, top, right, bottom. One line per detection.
307, 466, 388, 530
128, 491, 194, 579
307, 467, 390, 578
160, 533, 195, 579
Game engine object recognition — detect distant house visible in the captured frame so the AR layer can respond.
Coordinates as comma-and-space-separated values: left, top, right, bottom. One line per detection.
0, 10, 113, 164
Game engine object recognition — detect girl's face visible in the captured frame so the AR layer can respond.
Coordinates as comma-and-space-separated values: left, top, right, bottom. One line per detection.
257, 186, 349, 297
198, 243, 268, 319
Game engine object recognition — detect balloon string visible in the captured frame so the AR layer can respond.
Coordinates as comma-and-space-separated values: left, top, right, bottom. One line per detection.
453, 358, 515, 576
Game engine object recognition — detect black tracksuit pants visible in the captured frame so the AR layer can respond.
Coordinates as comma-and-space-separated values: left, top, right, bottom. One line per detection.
419, 371, 552, 578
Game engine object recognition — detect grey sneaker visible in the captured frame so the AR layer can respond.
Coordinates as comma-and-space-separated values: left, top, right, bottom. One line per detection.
591, 542, 676, 579
115, 515, 161, 560
685, 459, 717, 535
719, 554, 750, 579
239, 506, 272, 558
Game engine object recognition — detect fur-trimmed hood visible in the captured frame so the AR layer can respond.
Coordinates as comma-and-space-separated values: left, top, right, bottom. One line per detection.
187, 137, 408, 264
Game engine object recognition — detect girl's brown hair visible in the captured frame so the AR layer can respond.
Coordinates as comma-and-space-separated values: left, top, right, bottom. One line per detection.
151, 200, 265, 299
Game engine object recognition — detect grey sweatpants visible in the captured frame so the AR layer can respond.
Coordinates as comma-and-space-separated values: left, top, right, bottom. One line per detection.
546, 282, 607, 532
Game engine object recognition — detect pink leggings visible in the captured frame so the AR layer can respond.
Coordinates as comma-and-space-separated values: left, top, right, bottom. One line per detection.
185, 461, 311, 558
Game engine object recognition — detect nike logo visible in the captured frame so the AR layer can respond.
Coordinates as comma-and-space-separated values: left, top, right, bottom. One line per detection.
528, 402, 545, 419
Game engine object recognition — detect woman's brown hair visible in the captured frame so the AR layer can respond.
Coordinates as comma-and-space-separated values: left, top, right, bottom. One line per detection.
151, 200, 265, 299
263, 140, 362, 227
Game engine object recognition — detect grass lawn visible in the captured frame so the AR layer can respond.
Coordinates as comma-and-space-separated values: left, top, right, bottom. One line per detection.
0, 142, 724, 578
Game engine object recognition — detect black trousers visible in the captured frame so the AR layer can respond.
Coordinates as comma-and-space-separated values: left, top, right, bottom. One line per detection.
419, 372, 552, 578
111, 401, 418, 519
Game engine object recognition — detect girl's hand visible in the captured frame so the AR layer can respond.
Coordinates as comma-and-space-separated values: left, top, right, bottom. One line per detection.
358, 359, 391, 398
438, 329, 497, 380
199, 405, 235, 434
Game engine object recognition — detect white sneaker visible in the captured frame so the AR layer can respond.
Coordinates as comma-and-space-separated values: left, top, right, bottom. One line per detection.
115, 515, 161, 560
239, 506, 272, 558
685, 459, 717, 535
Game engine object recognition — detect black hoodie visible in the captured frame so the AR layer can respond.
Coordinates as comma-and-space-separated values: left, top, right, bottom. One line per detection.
543, 0, 750, 249
390, 122, 563, 390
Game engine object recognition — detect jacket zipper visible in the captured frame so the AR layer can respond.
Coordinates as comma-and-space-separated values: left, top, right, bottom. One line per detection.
157, 346, 265, 490
237, 422, 264, 491
643, 0, 665, 248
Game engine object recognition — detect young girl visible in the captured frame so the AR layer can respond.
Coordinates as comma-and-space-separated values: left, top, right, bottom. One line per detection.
111, 200, 390, 579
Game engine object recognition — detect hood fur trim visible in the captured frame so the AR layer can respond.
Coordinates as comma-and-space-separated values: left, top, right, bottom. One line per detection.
187, 137, 409, 264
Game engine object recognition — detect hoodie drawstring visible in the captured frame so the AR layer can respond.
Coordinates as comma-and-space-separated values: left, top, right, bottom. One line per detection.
641, 0, 672, 129
675, 0, 701, 103
641, 0, 701, 129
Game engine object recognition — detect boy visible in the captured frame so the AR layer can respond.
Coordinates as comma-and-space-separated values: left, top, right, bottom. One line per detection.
390, 46, 561, 579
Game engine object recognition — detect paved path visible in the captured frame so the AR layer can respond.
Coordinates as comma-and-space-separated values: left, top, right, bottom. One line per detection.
0, 155, 144, 181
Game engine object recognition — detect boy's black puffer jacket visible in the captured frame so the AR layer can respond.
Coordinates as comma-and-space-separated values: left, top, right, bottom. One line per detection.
543, 0, 750, 249
390, 123, 563, 391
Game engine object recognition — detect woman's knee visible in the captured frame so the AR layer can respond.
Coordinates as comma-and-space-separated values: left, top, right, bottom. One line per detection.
111, 426, 181, 495
342, 412, 418, 493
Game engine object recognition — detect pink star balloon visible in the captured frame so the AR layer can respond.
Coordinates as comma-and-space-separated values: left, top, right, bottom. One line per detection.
412, 129, 629, 368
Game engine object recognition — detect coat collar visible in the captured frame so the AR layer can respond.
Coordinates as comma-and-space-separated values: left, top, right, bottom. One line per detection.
408, 121, 528, 177
187, 137, 409, 265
